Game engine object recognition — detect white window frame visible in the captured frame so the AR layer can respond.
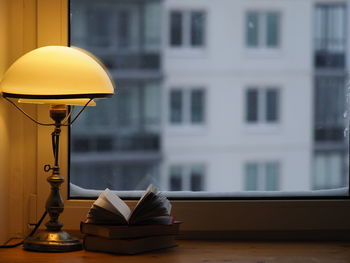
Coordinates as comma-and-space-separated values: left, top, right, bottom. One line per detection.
168, 87, 206, 127
245, 86, 281, 131
244, 161, 280, 191
244, 9, 283, 58
245, 10, 281, 49
168, 164, 206, 191
168, 9, 206, 48
27, 0, 350, 239
166, 7, 207, 58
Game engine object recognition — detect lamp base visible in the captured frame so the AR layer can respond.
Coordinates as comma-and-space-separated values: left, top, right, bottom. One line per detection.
23, 230, 82, 252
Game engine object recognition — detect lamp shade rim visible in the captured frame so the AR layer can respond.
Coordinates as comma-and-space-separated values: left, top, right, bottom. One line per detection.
2, 92, 113, 99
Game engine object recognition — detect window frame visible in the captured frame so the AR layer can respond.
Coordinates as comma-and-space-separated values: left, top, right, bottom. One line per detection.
245, 10, 281, 49
32, 0, 350, 239
168, 164, 206, 191
245, 86, 281, 126
244, 8, 283, 59
168, 9, 206, 49
168, 87, 206, 126
244, 161, 281, 191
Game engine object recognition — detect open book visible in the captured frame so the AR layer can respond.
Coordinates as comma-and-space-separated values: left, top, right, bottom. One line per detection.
87, 185, 172, 225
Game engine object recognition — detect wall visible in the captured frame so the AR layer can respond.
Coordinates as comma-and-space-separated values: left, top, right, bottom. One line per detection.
0, 0, 10, 244
0, 0, 39, 242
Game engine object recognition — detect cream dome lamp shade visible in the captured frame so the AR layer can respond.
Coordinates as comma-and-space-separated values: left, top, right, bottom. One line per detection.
0, 45, 114, 105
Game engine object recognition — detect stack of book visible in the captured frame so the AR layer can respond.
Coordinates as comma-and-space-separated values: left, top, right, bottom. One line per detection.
81, 185, 180, 255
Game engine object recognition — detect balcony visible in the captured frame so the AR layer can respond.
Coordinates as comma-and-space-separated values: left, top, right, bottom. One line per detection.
314, 39, 346, 69
99, 52, 160, 71
71, 133, 160, 153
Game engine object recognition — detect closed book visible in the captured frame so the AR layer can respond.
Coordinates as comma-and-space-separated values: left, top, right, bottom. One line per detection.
83, 235, 177, 255
81, 221, 181, 239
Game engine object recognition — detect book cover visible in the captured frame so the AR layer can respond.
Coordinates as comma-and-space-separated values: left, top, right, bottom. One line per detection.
81, 221, 181, 239
83, 235, 177, 255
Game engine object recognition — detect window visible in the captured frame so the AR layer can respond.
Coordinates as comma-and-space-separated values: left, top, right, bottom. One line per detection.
314, 75, 346, 142
69, 0, 348, 199
245, 162, 280, 191
314, 4, 346, 68
85, 5, 139, 51
246, 11, 280, 48
169, 165, 205, 191
169, 88, 206, 125
169, 10, 206, 48
87, 8, 112, 48
27, 0, 350, 242
245, 87, 280, 124
313, 153, 345, 190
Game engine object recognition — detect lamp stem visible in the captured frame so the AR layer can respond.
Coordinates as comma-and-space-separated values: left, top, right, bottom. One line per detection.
45, 124, 64, 231
23, 105, 82, 252
44, 105, 67, 231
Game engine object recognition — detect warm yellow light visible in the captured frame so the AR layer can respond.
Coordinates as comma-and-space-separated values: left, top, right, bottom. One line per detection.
0, 46, 114, 105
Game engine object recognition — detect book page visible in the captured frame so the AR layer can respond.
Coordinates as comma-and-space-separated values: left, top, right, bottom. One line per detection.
133, 184, 154, 210
87, 205, 129, 225
129, 185, 172, 224
103, 188, 132, 220
94, 189, 131, 221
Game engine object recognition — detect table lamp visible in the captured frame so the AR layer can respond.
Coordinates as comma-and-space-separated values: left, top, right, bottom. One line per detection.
0, 46, 114, 251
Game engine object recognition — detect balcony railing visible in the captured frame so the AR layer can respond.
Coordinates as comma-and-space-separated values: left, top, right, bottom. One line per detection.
314, 38, 346, 69
71, 133, 160, 153
98, 52, 160, 71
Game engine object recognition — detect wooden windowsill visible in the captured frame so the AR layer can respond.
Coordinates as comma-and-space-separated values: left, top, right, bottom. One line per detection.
1, 240, 350, 262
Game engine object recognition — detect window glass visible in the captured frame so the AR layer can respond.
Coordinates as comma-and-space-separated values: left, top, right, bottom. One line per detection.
191, 11, 205, 46
144, 2, 161, 52
314, 4, 346, 68
170, 89, 183, 123
190, 166, 204, 191
265, 162, 279, 191
246, 88, 258, 122
170, 11, 182, 46
246, 11, 280, 49
117, 10, 131, 48
87, 8, 112, 47
266, 89, 279, 122
246, 12, 259, 47
315, 76, 345, 141
266, 12, 279, 47
314, 153, 344, 190
70, 0, 349, 198
191, 89, 205, 124
245, 163, 258, 190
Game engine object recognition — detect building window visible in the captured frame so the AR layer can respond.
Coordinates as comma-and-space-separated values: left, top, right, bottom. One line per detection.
244, 162, 280, 191
245, 87, 280, 124
314, 4, 346, 68
169, 88, 206, 125
314, 75, 346, 142
313, 153, 345, 190
169, 10, 206, 48
169, 165, 205, 191
87, 8, 113, 48
246, 11, 280, 48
